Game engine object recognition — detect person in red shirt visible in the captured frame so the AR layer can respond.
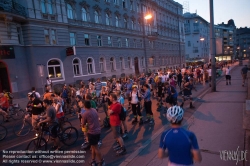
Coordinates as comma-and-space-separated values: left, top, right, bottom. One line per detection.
108, 93, 126, 155
0, 93, 9, 111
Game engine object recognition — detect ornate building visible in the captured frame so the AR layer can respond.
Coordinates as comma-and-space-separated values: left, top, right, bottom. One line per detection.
0, 0, 185, 96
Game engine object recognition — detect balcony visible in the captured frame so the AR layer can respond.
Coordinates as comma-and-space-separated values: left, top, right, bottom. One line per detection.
147, 31, 158, 41
193, 29, 199, 33
0, 0, 27, 18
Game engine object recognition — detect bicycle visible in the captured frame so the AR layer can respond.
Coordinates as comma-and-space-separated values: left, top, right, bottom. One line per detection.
41, 116, 72, 144
13, 112, 32, 137
7, 103, 25, 120
0, 124, 7, 141
26, 123, 78, 153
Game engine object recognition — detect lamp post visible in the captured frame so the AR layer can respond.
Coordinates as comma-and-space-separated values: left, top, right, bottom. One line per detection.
37, 64, 45, 94
142, 11, 152, 74
209, 0, 216, 92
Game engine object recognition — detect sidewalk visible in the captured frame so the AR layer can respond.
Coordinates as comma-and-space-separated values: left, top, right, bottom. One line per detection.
121, 61, 248, 166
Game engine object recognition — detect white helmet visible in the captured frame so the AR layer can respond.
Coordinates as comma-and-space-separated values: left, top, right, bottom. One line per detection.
166, 106, 184, 123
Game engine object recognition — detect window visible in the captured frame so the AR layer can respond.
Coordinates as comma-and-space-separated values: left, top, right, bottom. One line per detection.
108, 36, 112, 46
137, 3, 140, 12
106, 13, 111, 25
41, 0, 46, 13
70, 32, 76, 45
120, 57, 124, 70
124, 19, 128, 29
17, 27, 23, 44
99, 57, 106, 72
67, 4, 73, 19
82, 8, 88, 21
87, 58, 95, 74
47, 0, 53, 14
138, 22, 141, 31
73, 58, 81, 76
44, 29, 56, 45
125, 38, 129, 47
51, 29, 56, 44
141, 57, 144, 67
97, 35, 102, 46
117, 37, 121, 47
133, 39, 136, 48
128, 57, 131, 68
110, 57, 115, 71
94, 11, 99, 23
115, 16, 119, 27
131, 20, 134, 30
188, 41, 191, 47
159, 57, 162, 66
48, 59, 63, 79
139, 40, 143, 48
44, 29, 50, 44
130, 0, 133, 10
122, 0, 126, 8
149, 56, 155, 66
84, 34, 90, 46
114, 0, 119, 5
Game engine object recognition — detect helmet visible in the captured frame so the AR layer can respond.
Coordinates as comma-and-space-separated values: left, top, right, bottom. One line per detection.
27, 92, 33, 97
132, 85, 138, 89
166, 106, 184, 124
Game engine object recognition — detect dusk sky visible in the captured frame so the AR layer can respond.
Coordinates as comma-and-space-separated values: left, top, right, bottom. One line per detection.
174, 0, 250, 28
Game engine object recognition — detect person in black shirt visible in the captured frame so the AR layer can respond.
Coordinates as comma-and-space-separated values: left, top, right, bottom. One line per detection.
157, 77, 164, 108
30, 93, 44, 130
177, 70, 183, 89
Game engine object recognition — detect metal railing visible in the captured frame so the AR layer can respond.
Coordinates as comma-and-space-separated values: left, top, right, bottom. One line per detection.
0, 0, 27, 17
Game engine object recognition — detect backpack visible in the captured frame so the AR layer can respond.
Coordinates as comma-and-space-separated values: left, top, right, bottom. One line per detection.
117, 98, 126, 121
119, 106, 126, 121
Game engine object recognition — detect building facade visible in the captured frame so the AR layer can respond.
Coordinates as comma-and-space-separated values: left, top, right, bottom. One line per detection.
0, 0, 185, 97
183, 12, 210, 63
235, 27, 250, 58
214, 19, 236, 61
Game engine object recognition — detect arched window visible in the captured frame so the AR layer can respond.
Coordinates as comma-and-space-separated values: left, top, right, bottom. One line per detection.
67, 4, 73, 19
110, 57, 116, 71
120, 57, 124, 70
138, 22, 141, 31
87, 58, 95, 74
140, 57, 144, 68
115, 16, 119, 27
47, 59, 64, 79
106, 13, 111, 25
131, 20, 134, 30
94, 11, 99, 23
99, 57, 106, 73
124, 18, 127, 29
149, 56, 155, 66
47, 0, 53, 14
82, 8, 88, 21
73, 58, 82, 76
128, 57, 131, 68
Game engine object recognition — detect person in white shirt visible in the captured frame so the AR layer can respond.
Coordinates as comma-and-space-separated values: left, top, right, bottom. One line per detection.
115, 81, 121, 91
31, 87, 41, 98
225, 66, 231, 85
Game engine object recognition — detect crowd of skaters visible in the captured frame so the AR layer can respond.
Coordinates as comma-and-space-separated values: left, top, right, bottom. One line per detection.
0, 60, 247, 166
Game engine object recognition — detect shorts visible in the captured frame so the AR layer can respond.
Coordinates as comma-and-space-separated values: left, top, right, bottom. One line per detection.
111, 126, 121, 139
226, 75, 231, 80
49, 123, 59, 138
1, 107, 8, 112
165, 96, 177, 105
88, 133, 100, 146
96, 90, 101, 98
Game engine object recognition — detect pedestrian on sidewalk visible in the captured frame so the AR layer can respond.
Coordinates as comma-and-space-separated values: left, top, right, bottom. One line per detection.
158, 106, 202, 165
241, 65, 248, 87
225, 66, 231, 85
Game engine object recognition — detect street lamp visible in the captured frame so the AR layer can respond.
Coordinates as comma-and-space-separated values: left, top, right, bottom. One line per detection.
142, 12, 153, 74
200, 37, 205, 41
